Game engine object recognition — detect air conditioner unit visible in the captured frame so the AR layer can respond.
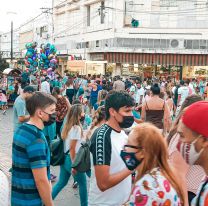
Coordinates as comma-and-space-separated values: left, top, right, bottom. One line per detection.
170, 39, 184, 49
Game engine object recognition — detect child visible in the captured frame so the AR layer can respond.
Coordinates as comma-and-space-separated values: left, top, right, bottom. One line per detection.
0, 90, 7, 115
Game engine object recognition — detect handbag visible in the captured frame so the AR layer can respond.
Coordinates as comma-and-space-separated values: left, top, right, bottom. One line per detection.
71, 140, 91, 172
50, 138, 65, 166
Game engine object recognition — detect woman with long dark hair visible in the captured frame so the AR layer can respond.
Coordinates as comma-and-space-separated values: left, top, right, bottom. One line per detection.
141, 83, 171, 132
65, 78, 75, 104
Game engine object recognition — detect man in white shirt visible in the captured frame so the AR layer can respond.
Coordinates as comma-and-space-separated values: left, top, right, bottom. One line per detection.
89, 91, 135, 206
135, 84, 145, 106
177, 80, 189, 107
175, 80, 189, 116
188, 79, 196, 95
40, 77, 51, 94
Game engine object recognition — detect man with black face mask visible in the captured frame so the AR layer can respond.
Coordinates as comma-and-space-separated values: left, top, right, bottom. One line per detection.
11, 92, 57, 206
89, 91, 135, 206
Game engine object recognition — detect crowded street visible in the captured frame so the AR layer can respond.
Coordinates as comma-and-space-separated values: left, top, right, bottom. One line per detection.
1, 0, 208, 206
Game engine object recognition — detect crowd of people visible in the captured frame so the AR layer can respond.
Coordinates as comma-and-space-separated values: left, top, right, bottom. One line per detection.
0, 71, 208, 206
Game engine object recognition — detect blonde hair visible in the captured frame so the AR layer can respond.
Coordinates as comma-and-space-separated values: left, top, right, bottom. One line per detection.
97, 90, 103, 105
61, 104, 83, 140
86, 106, 106, 139
132, 123, 184, 205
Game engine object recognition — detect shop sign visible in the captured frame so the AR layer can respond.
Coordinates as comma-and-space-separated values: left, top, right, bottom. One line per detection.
68, 55, 83, 61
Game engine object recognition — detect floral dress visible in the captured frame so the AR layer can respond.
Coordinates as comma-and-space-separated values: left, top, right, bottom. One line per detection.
128, 168, 181, 206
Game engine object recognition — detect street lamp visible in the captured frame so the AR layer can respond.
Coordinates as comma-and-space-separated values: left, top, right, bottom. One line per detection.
7, 11, 17, 66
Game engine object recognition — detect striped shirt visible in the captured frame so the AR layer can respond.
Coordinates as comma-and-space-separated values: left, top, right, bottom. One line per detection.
11, 123, 50, 206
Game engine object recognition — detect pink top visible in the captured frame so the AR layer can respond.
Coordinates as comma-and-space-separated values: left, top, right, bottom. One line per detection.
0, 93, 7, 102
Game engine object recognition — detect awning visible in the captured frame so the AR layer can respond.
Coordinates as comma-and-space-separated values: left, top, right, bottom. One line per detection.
104, 53, 208, 66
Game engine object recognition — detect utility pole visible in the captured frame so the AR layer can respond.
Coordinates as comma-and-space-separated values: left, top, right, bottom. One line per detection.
100, 1, 105, 24
0, 34, 2, 54
11, 21, 13, 62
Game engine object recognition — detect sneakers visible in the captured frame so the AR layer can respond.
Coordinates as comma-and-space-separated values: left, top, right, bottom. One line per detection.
50, 174, 57, 182
2, 110, 6, 115
72, 181, 78, 189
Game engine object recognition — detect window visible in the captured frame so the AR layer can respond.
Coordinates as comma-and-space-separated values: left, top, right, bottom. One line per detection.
86, 42, 89, 48
40, 26, 44, 37
96, 40, 100, 47
160, 0, 178, 7
87, 6, 90, 26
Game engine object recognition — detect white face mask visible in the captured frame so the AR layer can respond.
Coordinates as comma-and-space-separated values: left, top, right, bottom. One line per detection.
177, 137, 204, 165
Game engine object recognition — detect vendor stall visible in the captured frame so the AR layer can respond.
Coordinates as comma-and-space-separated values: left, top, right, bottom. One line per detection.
2, 68, 22, 104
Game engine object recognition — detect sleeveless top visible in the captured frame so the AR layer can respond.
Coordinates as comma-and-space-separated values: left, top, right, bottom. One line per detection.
145, 101, 165, 129
56, 96, 68, 122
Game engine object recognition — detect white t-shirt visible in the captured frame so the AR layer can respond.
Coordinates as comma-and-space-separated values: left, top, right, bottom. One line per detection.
0, 170, 9, 206
136, 87, 145, 104
64, 125, 82, 153
89, 124, 131, 206
172, 86, 176, 95
178, 86, 189, 106
40, 81, 51, 94
189, 83, 196, 94
130, 85, 137, 101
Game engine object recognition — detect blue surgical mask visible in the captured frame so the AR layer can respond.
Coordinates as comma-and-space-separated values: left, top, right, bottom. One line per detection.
120, 150, 142, 171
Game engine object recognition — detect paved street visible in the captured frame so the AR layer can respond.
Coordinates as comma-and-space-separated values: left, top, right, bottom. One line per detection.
0, 108, 80, 206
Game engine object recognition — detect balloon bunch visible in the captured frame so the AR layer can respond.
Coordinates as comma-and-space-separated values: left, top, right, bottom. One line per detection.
24, 42, 38, 73
39, 43, 58, 71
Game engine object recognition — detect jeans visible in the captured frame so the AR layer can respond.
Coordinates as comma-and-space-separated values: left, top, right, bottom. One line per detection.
52, 155, 88, 206
56, 121, 63, 138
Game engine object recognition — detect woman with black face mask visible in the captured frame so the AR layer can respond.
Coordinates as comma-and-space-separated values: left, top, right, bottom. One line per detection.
121, 123, 185, 206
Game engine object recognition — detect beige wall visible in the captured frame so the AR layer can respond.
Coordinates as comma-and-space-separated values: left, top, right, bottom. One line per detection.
19, 30, 34, 51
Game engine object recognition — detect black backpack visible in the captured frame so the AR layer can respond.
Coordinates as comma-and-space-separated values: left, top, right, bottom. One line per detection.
71, 140, 91, 172
50, 138, 65, 166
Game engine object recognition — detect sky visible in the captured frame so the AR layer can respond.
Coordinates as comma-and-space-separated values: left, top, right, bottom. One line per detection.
0, 0, 52, 33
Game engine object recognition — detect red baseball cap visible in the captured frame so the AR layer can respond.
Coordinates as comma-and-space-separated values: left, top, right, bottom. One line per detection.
182, 101, 208, 138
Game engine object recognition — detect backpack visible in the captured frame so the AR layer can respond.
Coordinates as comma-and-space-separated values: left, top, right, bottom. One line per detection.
71, 140, 91, 172
50, 138, 65, 166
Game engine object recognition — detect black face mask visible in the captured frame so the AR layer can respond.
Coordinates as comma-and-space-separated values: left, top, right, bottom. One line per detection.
80, 115, 85, 122
120, 150, 142, 171
118, 116, 134, 128
43, 112, 57, 126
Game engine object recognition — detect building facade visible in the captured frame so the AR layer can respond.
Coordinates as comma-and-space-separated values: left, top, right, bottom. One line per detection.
54, 0, 208, 78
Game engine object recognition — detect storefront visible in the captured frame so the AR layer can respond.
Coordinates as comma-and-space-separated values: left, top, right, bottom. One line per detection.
91, 52, 208, 79
183, 66, 208, 79
85, 61, 107, 75
67, 60, 85, 75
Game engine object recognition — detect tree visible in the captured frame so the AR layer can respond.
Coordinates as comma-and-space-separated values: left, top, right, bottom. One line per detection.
0, 53, 9, 73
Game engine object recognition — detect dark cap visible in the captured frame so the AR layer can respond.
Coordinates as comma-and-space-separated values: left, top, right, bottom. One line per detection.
23, 86, 35, 93
180, 80, 185, 85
